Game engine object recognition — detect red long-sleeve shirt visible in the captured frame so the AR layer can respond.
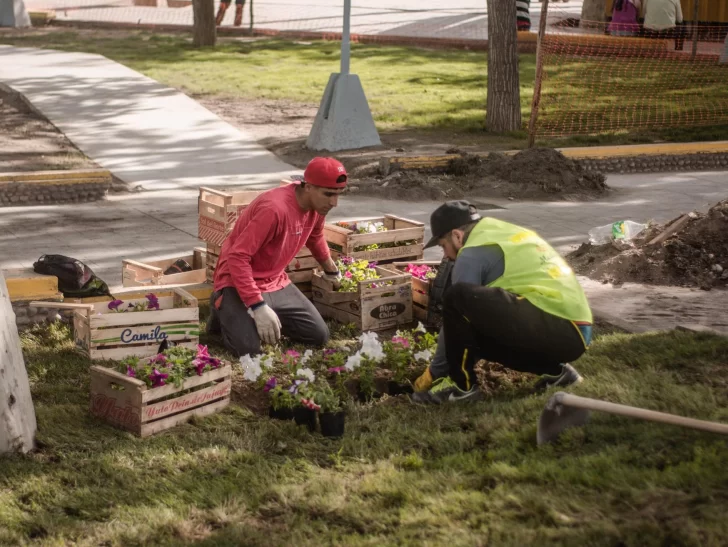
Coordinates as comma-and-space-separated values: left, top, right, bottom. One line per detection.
213, 184, 330, 307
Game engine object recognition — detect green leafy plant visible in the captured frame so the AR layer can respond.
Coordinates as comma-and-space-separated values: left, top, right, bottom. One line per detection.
269, 385, 297, 410
313, 382, 343, 413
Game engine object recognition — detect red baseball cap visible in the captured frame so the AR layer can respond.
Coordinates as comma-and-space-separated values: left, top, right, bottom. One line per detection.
303, 157, 348, 189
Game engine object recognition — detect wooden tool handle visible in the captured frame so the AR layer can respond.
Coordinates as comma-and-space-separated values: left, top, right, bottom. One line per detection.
556, 393, 728, 435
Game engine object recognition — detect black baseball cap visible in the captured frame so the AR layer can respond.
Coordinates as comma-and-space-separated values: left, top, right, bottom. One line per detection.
423, 200, 482, 249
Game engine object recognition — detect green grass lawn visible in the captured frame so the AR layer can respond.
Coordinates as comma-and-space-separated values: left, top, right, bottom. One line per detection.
1, 29, 726, 148
2, 319, 728, 545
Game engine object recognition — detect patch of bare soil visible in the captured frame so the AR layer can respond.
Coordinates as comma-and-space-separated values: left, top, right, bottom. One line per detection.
568, 200, 728, 290
195, 95, 524, 176
0, 85, 97, 173
353, 148, 610, 202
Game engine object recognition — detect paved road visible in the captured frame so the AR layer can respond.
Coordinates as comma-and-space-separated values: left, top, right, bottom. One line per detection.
25, 0, 584, 41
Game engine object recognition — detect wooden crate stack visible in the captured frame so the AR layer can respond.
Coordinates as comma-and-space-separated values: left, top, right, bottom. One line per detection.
324, 215, 425, 264
198, 186, 264, 283
122, 247, 207, 288
311, 267, 413, 331
90, 361, 231, 437
69, 287, 200, 361
197, 185, 317, 296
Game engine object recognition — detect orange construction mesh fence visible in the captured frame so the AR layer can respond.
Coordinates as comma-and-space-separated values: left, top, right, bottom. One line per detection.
531, 19, 728, 141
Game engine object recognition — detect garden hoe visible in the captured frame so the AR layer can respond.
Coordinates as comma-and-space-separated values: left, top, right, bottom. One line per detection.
537, 392, 728, 445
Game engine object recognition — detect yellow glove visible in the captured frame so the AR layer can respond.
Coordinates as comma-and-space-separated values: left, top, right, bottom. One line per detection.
414, 367, 433, 392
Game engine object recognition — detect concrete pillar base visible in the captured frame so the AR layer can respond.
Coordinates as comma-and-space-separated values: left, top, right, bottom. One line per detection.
306, 73, 381, 152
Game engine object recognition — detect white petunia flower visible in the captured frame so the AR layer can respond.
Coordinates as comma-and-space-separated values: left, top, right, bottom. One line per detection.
344, 351, 363, 371
258, 354, 274, 369
359, 332, 385, 362
415, 322, 427, 333
300, 349, 314, 367
413, 349, 432, 362
296, 367, 316, 383
239, 354, 262, 382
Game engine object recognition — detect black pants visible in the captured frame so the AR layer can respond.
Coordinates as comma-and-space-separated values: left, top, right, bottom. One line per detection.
209, 284, 328, 357
443, 283, 587, 391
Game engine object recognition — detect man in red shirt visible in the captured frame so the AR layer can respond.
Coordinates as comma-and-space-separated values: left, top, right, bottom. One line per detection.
208, 157, 347, 357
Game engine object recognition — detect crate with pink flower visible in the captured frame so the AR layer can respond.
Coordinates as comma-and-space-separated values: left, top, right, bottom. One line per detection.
324, 215, 425, 263
69, 287, 200, 361
393, 261, 441, 324
311, 259, 413, 331
90, 344, 231, 437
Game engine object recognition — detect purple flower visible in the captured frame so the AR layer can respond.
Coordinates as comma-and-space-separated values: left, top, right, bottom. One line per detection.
108, 299, 123, 311
264, 377, 277, 393
288, 379, 305, 394
150, 368, 169, 388
196, 345, 210, 360
126, 365, 136, 377
368, 261, 378, 268
146, 293, 160, 311
328, 366, 346, 374
340, 256, 354, 266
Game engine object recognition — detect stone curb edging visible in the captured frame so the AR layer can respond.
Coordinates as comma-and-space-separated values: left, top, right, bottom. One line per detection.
579, 152, 728, 174
0, 180, 111, 206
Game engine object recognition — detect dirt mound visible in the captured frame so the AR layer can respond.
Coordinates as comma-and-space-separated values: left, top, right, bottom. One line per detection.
353, 148, 609, 202
568, 200, 728, 290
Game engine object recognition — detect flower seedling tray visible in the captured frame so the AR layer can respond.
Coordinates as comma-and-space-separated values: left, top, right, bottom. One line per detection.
67, 287, 199, 361
312, 266, 413, 331
89, 362, 231, 437
324, 215, 425, 263
122, 248, 207, 288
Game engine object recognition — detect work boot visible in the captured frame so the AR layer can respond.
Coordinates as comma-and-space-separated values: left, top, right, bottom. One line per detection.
215, 2, 228, 26
234, 4, 243, 26
532, 364, 583, 393
410, 377, 484, 405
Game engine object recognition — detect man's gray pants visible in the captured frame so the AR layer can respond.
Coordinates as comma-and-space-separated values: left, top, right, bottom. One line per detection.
208, 284, 329, 357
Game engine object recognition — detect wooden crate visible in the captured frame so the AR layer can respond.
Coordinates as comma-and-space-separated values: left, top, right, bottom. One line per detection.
392, 261, 441, 324
198, 181, 294, 247
198, 187, 263, 247
90, 363, 231, 437
312, 267, 412, 331
324, 215, 425, 263
122, 248, 207, 287
205, 242, 222, 284
70, 287, 200, 361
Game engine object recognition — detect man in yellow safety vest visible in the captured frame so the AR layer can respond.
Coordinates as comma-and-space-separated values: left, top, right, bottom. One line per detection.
412, 200, 593, 404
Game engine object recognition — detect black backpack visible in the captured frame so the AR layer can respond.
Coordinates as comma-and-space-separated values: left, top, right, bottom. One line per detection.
33, 254, 113, 298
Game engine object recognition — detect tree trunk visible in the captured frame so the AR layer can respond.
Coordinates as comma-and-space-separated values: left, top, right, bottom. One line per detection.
0, 0, 31, 27
485, 0, 522, 132
581, 0, 606, 26
0, 271, 37, 454
192, 0, 216, 47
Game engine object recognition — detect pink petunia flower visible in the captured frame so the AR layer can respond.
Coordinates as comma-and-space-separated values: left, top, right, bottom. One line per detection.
328, 366, 346, 374
391, 336, 410, 348
126, 365, 136, 377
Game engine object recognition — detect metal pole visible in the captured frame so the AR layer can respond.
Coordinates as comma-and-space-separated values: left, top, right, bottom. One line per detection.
691, 0, 700, 60
527, 0, 549, 148
249, 0, 254, 33
341, 0, 351, 75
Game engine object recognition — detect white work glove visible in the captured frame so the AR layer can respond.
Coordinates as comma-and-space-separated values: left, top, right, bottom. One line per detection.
322, 269, 343, 290
247, 303, 281, 345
